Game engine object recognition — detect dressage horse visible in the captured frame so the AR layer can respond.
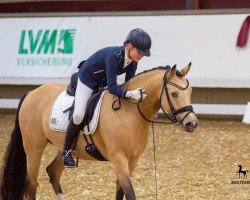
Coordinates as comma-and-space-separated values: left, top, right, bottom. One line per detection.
1, 63, 198, 200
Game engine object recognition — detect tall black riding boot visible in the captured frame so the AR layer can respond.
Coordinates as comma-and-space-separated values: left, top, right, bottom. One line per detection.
62, 118, 80, 167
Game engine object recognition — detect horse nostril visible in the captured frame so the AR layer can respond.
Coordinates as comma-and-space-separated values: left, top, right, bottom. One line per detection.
184, 121, 198, 132
184, 122, 193, 132
185, 122, 193, 128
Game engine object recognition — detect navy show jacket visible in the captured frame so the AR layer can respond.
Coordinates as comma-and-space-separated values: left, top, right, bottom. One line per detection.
78, 46, 137, 98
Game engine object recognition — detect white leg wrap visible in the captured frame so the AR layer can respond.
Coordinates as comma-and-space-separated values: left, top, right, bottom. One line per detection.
56, 193, 65, 200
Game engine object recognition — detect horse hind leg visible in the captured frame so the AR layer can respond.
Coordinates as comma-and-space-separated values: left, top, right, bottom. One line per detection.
46, 151, 65, 200
244, 172, 247, 179
25, 140, 48, 199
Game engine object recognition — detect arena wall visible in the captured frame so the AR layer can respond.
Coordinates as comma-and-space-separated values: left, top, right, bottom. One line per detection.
1, 10, 250, 118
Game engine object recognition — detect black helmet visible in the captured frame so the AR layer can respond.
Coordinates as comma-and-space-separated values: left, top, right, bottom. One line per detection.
124, 28, 151, 57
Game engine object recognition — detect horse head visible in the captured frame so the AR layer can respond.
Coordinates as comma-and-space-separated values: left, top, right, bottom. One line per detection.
160, 62, 198, 132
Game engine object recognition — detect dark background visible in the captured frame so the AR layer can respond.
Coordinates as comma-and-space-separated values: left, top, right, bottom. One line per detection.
1, 0, 250, 13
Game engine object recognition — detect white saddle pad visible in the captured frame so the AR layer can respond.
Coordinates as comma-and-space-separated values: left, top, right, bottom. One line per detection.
49, 90, 105, 134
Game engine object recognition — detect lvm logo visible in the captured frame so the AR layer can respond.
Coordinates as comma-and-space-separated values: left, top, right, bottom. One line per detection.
19, 29, 76, 54
17, 29, 76, 67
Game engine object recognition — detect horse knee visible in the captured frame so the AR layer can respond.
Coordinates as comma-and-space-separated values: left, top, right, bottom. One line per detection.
73, 113, 84, 125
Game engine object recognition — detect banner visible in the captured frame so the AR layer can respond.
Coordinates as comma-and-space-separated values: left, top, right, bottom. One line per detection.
1, 14, 250, 87
0, 17, 89, 84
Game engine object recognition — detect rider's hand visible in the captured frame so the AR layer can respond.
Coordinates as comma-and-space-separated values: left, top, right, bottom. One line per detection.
125, 88, 147, 101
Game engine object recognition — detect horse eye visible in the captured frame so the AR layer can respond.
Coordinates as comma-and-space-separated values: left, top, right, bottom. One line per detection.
171, 92, 178, 98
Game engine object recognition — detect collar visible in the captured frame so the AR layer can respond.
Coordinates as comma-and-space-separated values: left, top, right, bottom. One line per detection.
123, 48, 133, 68
116, 46, 124, 59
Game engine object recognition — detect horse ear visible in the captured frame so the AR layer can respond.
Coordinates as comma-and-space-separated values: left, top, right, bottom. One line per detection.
181, 62, 191, 76
168, 65, 177, 80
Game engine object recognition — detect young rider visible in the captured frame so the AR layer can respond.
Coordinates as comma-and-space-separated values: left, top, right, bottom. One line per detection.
62, 28, 152, 167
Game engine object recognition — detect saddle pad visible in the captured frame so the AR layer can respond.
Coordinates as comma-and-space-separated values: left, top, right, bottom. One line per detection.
49, 90, 105, 134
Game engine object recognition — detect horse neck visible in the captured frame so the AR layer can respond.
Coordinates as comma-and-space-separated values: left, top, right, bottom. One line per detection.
125, 70, 164, 119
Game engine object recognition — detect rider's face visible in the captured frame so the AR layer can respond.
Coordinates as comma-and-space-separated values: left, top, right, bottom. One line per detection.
126, 43, 144, 62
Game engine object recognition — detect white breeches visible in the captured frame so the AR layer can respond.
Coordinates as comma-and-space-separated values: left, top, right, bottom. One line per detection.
73, 78, 93, 125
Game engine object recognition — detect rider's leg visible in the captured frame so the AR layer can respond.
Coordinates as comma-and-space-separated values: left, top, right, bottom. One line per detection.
62, 78, 93, 167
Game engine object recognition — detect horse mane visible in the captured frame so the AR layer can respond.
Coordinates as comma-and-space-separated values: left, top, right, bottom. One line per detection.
135, 65, 171, 76
135, 65, 183, 77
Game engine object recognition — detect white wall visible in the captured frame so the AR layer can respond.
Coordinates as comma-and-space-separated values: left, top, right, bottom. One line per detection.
0, 14, 249, 87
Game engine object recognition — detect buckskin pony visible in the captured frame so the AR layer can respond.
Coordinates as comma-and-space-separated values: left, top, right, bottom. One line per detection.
0, 63, 198, 200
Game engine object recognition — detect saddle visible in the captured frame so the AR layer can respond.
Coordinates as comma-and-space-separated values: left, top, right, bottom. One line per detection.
65, 67, 102, 129
63, 70, 107, 161
63, 89, 102, 131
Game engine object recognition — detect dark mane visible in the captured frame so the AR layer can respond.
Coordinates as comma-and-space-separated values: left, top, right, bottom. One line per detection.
135, 65, 171, 76
136, 65, 183, 78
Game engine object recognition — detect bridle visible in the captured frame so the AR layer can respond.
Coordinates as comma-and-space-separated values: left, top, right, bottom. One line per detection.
137, 69, 194, 125
112, 69, 194, 125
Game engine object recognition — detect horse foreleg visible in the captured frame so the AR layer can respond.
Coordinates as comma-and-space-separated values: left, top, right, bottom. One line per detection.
46, 151, 65, 200
116, 159, 138, 200
111, 155, 135, 200
238, 172, 240, 179
116, 174, 135, 200
129, 158, 139, 176
115, 158, 139, 200
116, 180, 124, 200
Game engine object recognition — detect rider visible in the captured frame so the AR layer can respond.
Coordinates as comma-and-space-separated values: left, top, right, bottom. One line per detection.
62, 28, 151, 167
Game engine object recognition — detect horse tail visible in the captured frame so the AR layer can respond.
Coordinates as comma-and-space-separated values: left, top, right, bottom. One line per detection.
0, 93, 29, 200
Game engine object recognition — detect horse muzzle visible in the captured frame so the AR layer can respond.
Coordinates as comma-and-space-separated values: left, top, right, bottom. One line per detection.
182, 114, 198, 132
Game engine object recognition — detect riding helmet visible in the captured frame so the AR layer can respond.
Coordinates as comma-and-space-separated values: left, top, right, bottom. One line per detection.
124, 28, 151, 57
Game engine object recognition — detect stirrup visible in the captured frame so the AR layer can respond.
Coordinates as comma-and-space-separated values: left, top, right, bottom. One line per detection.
63, 150, 79, 168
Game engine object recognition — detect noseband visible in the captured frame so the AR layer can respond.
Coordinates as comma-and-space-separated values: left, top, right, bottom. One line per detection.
137, 69, 194, 124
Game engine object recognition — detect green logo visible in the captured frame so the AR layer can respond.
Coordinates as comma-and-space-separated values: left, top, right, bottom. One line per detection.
18, 29, 76, 54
